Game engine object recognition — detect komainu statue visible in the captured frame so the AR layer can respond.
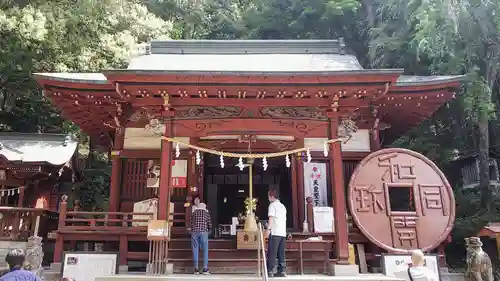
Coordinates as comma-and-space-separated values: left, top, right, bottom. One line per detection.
24, 236, 44, 280
465, 237, 493, 281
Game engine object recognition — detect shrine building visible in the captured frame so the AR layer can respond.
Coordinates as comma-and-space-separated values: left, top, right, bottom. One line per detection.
34, 39, 460, 274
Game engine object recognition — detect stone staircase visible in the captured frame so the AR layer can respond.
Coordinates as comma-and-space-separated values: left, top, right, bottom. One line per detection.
0, 241, 27, 269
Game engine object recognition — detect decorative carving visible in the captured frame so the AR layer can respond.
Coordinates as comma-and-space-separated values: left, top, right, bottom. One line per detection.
260, 107, 326, 120
198, 140, 228, 151
163, 94, 170, 111
264, 140, 295, 151
331, 95, 340, 111
176, 106, 242, 119
348, 148, 455, 252
128, 107, 154, 122
272, 120, 327, 135
465, 237, 493, 281
24, 236, 44, 280
103, 104, 124, 133
145, 118, 163, 136
340, 118, 358, 138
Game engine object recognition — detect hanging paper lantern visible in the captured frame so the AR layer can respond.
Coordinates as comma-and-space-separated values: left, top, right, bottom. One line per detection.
263, 157, 268, 171
195, 150, 201, 165
306, 148, 312, 163
285, 154, 291, 168
175, 142, 180, 158
323, 142, 329, 157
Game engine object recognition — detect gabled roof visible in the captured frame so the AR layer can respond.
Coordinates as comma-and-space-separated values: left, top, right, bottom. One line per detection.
33, 39, 464, 145
0, 133, 78, 166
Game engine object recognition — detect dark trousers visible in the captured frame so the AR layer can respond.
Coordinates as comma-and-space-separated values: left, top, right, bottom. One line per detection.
267, 235, 286, 273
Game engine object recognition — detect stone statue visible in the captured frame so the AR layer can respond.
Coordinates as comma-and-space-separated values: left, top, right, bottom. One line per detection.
24, 236, 44, 280
465, 237, 493, 281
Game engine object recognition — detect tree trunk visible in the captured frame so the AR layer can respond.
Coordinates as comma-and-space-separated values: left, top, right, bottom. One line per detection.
478, 96, 492, 211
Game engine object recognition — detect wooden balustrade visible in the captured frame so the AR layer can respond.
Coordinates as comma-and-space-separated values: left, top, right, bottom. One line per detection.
0, 207, 55, 241
57, 197, 184, 233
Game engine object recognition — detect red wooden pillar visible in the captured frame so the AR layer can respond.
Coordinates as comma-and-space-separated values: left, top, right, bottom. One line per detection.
158, 116, 173, 220
296, 140, 306, 230
54, 196, 68, 263
109, 129, 125, 212
290, 154, 299, 231
328, 116, 350, 264
185, 138, 198, 228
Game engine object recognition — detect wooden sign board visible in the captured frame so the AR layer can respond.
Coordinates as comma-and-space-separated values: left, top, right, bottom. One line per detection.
381, 254, 441, 281
148, 220, 169, 241
61, 252, 118, 281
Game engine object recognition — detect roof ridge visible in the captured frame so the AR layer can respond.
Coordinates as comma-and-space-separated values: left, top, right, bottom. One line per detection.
149, 39, 345, 55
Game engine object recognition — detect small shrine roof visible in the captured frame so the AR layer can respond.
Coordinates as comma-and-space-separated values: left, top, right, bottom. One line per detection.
478, 222, 500, 238
0, 133, 78, 166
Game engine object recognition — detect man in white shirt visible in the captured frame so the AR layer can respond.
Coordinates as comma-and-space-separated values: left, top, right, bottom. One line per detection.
266, 188, 287, 277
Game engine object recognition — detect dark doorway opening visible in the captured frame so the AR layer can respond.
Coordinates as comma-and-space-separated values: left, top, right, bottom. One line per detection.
204, 154, 292, 231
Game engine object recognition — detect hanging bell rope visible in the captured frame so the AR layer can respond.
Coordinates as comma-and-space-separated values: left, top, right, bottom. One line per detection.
161, 136, 348, 159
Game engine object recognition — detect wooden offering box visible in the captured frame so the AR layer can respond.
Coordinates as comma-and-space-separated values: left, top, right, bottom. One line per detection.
236, 230, 259, 250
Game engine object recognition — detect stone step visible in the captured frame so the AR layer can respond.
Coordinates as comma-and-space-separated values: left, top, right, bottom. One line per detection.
0, 241, 27, 268
44, 270, 61, 281
95, 273, 404, 281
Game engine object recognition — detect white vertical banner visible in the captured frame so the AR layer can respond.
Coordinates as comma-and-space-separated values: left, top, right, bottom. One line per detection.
303, 162, 328, 209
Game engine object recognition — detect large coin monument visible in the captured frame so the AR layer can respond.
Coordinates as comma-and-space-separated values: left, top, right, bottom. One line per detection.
348, 148, 455, 252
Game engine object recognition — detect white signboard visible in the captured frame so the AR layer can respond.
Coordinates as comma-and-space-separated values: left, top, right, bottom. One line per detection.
382, 254, 440, 281
313, 206, 334, 233
62, 252, 118, 281
172, 159, 187, 188
132, 198, 158, 227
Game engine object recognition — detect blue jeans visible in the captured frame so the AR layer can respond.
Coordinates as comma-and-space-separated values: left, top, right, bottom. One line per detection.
191, 232, 209, 269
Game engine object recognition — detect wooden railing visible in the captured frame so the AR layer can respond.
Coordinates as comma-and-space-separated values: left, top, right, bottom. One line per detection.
0, 207, 55, 240
57, 197, 184, 233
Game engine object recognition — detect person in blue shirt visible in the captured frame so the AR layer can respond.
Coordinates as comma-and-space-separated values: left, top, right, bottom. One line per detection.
0, 249, 42, 281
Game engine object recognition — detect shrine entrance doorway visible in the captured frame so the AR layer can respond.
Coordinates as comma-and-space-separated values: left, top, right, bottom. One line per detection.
203, 154, 292, 236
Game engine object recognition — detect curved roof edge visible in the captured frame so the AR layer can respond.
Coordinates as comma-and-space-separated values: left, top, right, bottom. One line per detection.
0, 133, 78, 166
395, 75, 465, 87
34, 73, 108, 85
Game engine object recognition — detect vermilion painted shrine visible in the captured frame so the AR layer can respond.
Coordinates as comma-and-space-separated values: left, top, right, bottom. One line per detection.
33, 39, 461, 274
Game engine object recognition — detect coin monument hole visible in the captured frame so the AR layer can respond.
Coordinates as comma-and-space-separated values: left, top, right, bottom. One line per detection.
388, 186, 415, 212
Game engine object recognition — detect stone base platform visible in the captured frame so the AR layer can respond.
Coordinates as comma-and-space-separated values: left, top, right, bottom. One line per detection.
95, 273, 404, 281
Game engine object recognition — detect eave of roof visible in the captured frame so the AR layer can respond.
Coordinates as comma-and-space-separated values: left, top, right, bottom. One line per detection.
34, 73, 108, 85
0, 132, 78, 166
395, 75, 465, 87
